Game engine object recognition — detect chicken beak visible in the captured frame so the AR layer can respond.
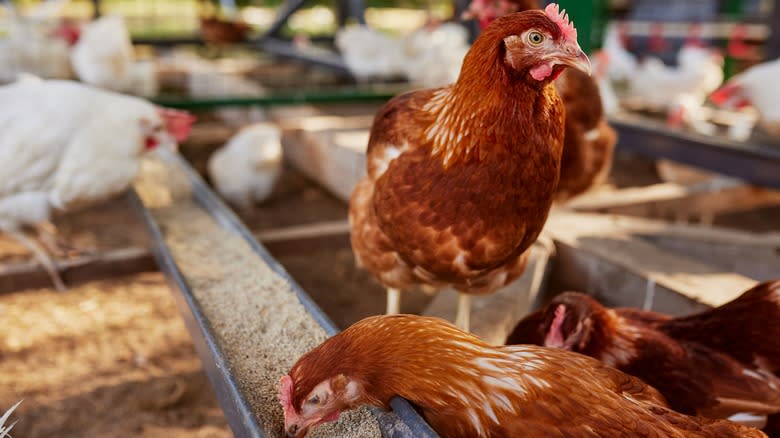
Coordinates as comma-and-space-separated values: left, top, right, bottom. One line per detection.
284, 422, 308, 438
554, 42, 592, 76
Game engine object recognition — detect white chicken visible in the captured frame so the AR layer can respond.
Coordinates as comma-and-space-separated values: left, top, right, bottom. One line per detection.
0, 79, 194, 290
590, 50, 620, 116
601, 21, 637, 83
70, 15, 159, 97
0, 16, 74, 83
710, 57, 780, 137
626, 45, 724, 132
207, 122, 283, 208
335, 25, 406, 81
400, 22, 470, 88
336, 22, 471, 88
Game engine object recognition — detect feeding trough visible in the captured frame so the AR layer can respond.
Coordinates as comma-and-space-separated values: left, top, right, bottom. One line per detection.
129, 150, 438, 438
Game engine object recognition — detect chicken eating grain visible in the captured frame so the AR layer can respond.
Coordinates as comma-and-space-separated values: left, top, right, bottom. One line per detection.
280, 314, 767, 437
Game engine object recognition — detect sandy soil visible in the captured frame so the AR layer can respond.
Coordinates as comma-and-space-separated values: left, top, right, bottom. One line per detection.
0, 273, 231, 438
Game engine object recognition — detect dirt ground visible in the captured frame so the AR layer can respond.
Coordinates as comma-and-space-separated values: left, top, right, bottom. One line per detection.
0, 273, 230, 438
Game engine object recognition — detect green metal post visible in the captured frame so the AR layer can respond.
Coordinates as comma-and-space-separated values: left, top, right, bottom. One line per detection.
723, 0, 745, 79
551, 0, 610, 54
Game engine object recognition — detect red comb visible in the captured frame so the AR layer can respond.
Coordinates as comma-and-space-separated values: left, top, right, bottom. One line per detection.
545, 3, 577, 42
157, 107, 196, 143
544, 304, 567, 348
709, 82, 737, 106
279, 375, 294, 407
279, 375, 305, 430
727, 24, 751, 58
684, 23, 704, 47
649, 22, 668, 53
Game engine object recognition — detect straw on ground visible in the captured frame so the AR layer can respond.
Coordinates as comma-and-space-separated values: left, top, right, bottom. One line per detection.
0, 400, 21, 438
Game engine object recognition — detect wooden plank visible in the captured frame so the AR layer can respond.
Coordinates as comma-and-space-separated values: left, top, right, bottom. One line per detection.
275, 113, 375, 133
546, 236, 713, 315
543, 211, 758, 311
0, 247, 156, 294
187, 122, 235, 147
423, 241, 553, 345
255, 220, 351, 243
281, 127, 368, 202
565, 213, 780, 282
574, 213, 780, 246
567, 180, 780, 220
546, 211, 780, 281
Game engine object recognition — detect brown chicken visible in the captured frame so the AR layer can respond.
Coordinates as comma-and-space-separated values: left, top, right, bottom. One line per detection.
348, 5, 591, 330
465, 0, 617, 202
506, 281, 780, 434
279, 314, 767, 437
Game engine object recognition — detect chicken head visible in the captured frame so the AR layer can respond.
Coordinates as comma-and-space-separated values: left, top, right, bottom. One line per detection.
141, 107, 195, 150
498, 4, 591, 81
279, 373, 361, 437
534, 292, 601, 351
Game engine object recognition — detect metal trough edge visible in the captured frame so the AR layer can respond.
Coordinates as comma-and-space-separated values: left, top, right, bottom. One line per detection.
129, 152, 438, 438
610, 115, 780, 191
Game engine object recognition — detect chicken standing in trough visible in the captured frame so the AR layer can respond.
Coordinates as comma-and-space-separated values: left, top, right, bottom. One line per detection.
0, 79, 194, 290
507, 281, 780, 435
348, 5, 591, 330
279, 314, 767, 437
207, 122, 283, 208
710, 57, 780, 137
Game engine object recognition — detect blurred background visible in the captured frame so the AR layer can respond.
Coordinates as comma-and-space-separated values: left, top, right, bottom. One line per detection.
1, 0, 780, 437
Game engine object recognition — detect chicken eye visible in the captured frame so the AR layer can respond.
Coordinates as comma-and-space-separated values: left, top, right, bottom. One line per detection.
307, 395, 320, 405
528, 31, 544, 45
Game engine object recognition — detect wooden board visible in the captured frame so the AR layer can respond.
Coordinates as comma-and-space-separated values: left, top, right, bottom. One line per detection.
271, 105, 374, 203
281, 127, 368, 202
573, 213, 780, 282
542, 211, 759, 313
567, 180, 780, 222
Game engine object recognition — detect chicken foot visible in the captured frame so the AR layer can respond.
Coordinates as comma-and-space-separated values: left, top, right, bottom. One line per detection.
386, 288, 401, 315
4, 228, 67, 292
454, 293, 471, 332
35, 221, 93, 258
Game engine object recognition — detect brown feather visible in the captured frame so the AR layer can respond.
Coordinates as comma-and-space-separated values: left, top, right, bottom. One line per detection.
507, 284, 780, 424
470, 0, 618, 201
554, 69, 617, 201
287, 315, 766, 438
349, 11, 567, 296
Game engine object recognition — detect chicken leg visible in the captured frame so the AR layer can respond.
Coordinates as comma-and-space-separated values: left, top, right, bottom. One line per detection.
386, 288, 401, 315
36, 221, 92, 259
5, 228, 66, 292
454, 292, 471, 332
